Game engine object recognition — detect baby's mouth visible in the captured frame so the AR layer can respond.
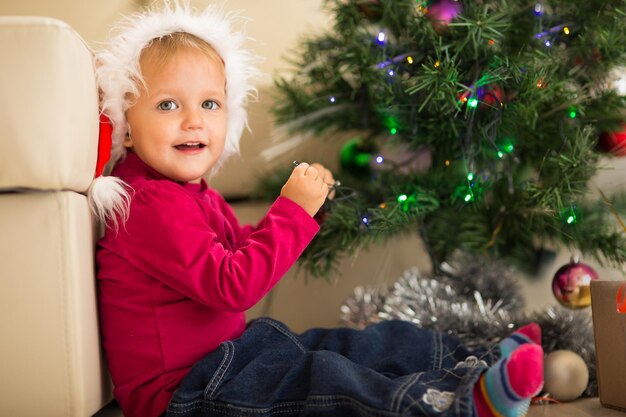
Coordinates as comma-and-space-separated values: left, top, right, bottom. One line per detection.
174, 142, 206, 150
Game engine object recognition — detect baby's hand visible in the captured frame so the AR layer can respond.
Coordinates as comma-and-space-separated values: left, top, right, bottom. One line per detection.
310, 163, 336, 200
280, 162, 330, 217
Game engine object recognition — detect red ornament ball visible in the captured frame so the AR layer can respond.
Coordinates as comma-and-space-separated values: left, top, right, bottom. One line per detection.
598, 124, 626, 156
478, 85, 505, 108
551, 259, 598, 309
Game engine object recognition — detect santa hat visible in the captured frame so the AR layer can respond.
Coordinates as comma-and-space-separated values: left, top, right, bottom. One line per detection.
88, 0, 259, 227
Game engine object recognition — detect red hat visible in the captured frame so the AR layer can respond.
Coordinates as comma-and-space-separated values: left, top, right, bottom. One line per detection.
96, 113, 113, 178
87, 113, 132, 230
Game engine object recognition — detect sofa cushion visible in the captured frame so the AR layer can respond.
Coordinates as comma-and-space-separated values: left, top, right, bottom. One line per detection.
0, 17, 98, 193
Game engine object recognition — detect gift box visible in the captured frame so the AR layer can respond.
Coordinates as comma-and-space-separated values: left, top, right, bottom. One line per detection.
590, 280, 626, 412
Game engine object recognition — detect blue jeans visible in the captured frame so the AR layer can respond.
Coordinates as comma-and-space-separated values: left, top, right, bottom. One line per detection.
165, 318, 499, 417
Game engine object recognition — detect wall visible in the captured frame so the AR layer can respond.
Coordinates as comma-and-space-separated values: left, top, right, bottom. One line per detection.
0, 0, 135, 45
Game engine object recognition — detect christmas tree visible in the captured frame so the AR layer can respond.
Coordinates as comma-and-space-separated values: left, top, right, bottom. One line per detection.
261, 0, 626, 280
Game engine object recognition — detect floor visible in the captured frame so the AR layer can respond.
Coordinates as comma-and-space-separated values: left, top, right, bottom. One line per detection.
95, 397, 626, 416
529, 398, 625, 417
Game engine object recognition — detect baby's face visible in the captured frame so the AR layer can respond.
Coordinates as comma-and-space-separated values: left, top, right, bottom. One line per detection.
125, 47, 227, 183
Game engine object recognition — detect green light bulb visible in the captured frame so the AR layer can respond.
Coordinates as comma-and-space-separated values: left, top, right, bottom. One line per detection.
568, 106, 577, 119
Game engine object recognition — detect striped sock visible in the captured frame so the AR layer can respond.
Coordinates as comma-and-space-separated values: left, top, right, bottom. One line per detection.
473, 344, 544, 417
499, 323, 541, 358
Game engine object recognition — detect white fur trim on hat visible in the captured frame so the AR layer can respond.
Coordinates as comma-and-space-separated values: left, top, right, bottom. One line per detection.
90, 0, 260, 226
88, 175, 133, 231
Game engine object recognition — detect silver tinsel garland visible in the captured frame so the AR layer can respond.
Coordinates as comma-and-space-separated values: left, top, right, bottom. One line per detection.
339, 259, 597, 397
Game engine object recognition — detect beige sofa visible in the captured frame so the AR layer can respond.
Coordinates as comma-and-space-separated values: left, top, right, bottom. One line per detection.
0, 16, 123, 416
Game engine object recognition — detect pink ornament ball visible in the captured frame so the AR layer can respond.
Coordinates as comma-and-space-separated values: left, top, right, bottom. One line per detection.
551, 260, 598, 309
426, 0, 462, 33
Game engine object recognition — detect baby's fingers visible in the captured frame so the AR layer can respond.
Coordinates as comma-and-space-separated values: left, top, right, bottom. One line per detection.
311, 163, 335, 185
292, 162, 310, 177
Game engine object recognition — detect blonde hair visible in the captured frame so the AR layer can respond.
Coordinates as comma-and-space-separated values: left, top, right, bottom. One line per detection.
136, 32, 225, 94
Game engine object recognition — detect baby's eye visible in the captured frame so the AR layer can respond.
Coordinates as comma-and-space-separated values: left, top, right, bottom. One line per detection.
157, 100, 178, 111
202, 100, 219, 110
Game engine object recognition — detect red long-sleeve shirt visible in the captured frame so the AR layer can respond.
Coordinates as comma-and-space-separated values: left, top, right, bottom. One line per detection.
96, 152, 320, 417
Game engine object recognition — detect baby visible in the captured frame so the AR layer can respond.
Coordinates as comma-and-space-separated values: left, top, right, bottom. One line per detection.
91, 2, 544, 417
